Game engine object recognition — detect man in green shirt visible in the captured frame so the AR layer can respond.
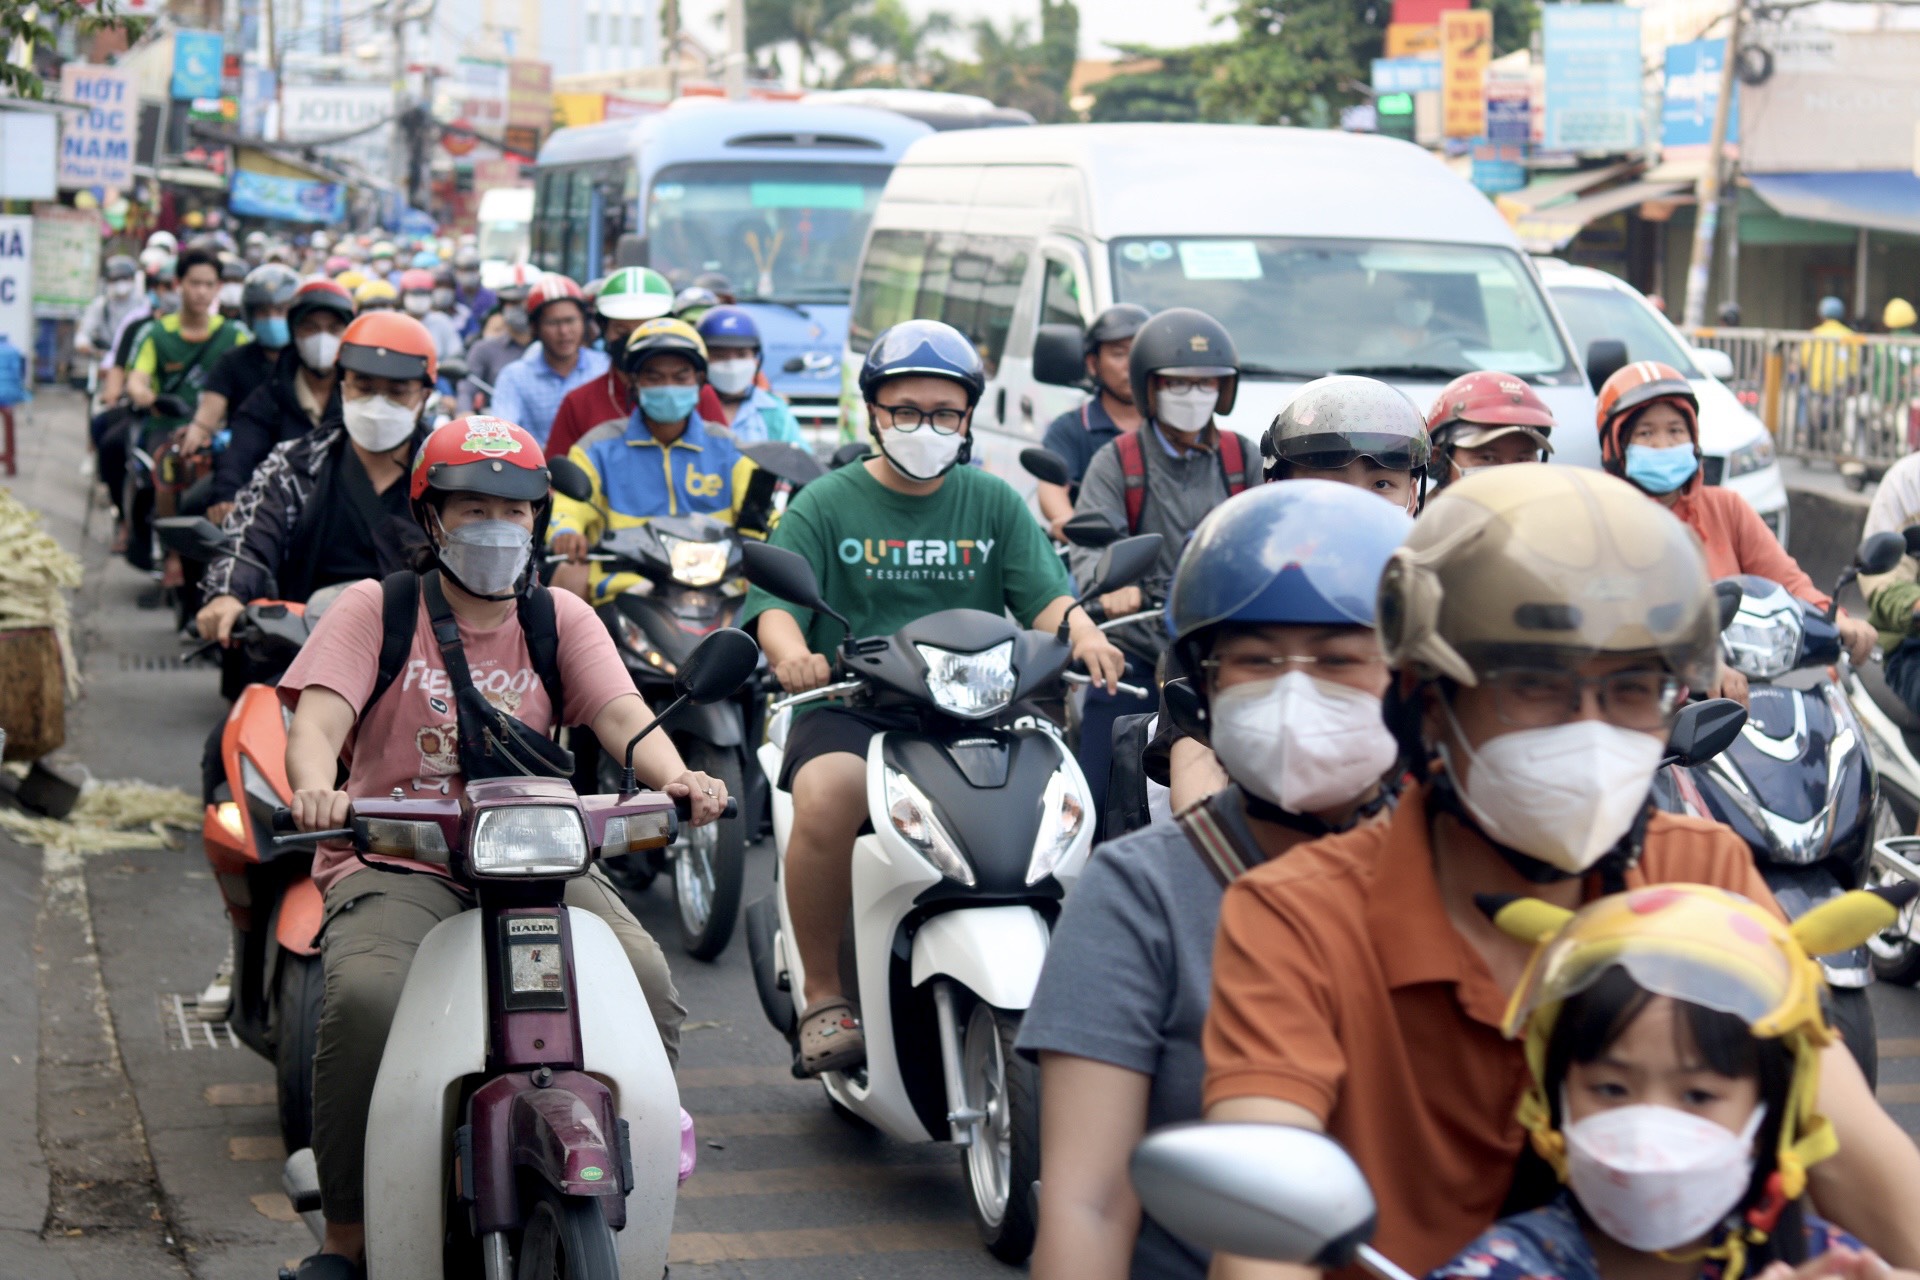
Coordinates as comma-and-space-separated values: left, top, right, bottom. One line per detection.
127, 245, 247, 438
740, 319, 1126, 1075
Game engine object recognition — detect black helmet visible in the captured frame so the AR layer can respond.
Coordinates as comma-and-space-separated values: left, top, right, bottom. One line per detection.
240, 263, 301, 323
692, 270, 735, 298
1128, 308, 1240, 419
1261, 375, 1431, 484
220, 254, 249, 283
105, 255, 139, 282
858, 320, 986, 406
1084, 303, 1151, 358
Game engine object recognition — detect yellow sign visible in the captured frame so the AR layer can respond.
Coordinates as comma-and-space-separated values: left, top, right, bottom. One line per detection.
1441, 9, 1492, 139
554, 92, 606, 128
1386, 23, 1440, 57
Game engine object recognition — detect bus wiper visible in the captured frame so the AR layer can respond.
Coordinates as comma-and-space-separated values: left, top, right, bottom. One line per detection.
1237, 362, 1329, 379
1333, 362, 1475, 380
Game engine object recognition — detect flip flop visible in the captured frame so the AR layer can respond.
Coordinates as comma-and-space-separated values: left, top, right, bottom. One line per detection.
796, 998, 866, 1076
278, 1253, 365, 1280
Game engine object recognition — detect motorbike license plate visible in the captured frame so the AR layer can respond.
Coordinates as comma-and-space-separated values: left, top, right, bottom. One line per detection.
500, 915, 568, 1009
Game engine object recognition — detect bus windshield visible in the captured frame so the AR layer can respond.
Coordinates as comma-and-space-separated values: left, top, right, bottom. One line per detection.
646, 161, 888, 303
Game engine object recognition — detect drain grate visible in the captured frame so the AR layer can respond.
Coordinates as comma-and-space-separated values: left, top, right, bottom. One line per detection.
159, 993, 242, 1051
116, 653, 201, 673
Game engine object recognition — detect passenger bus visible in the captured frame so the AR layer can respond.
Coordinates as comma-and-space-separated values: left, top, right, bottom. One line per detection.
531, 101, 931, 439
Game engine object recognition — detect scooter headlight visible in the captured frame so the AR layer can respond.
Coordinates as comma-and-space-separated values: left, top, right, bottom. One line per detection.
914, 640, 1015, 719
883, 767, 974, 886
1025, 768, 1086, 886
1722, 609, 1803, 680
468, 805, 591, 877
663, 535, 730, 587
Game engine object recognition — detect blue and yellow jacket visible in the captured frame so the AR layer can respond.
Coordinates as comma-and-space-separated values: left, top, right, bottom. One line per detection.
550, 410, 759, 604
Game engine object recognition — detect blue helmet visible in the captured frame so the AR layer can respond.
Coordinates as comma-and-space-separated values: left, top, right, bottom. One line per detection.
1167, 479, 1412, 686
698, 305, 761, 351
1818, 296, 1846, 322
412, 250, 441, 269
858, 320, 986, 406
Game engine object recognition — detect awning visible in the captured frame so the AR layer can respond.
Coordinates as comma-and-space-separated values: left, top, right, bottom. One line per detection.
1498, 160, 1641, 213
1513, 179, 1692, 253
1746, 171, 1920, 239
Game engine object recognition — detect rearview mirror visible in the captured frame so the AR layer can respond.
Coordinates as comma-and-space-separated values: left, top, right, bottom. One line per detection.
829, 441, 871, 471
1904, 526, 1920, 559
1665, 697, 1748, 768
438, 356, 470, 384
1713, 579, 1744, 633
674, 627, 761, 705
1033, 323, 1087, 388
1858, 530, 1906, 576
1691, 346, 1735, 381
1586, 339, 1629, 392
1131, 1124, 1380, 1268
1163, 677, 1208, 746
741, 540, 832, 613
1061, 512, 1123, 549
547, 455, 593, 503
1089, 534, 1163, 597
1020, 447, 1072, 488
153, 515, 232, 563
741, 441, 827, 488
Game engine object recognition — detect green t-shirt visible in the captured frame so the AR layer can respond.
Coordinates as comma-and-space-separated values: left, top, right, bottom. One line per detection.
739, 461, 1071, 654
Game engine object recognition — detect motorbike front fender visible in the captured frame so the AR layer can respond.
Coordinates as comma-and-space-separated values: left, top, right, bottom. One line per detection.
273, 875, 323, 957
909, 905, 1050, 1011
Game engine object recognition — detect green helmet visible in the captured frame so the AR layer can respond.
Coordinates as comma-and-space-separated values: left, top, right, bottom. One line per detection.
596, 267, 675, 321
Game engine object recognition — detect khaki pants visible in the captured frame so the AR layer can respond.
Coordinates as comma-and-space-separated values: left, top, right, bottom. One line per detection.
311, 867, 685, 1223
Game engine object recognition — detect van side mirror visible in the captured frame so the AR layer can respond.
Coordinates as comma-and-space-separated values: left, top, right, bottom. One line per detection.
1033, 324, 1088, 388
1664, 698, 1747, 769
1691, 346, 1735, 381
1587, 339, 1629, 391
614, 234, 648, 268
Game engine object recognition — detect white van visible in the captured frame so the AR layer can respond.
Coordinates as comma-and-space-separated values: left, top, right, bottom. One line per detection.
842, 123, 1601, 489
476, 187, 534, 288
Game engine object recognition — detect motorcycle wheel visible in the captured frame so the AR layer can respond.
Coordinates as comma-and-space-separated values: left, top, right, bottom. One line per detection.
1828, 986, 1879, 1091
274, 952, 325, 1153
960, 1002, 1040, 1263
514, 1179, 619, 1280
595, 750, 658, 896
674, 742, 747, 961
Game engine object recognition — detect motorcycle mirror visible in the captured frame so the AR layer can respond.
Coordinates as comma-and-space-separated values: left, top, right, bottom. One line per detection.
1090, 534, 1164, 597
546, 455, 593, 503
1163, 677, 1208, 745
1033, 323, 1088, 388
829, 441, 871, 471
1586, 339, 1629, 392
741, 441, 828, 488
1857, 530, 1906, 576
1131, 1124, 1387, 1271
1061, 512, 1123, 549
1020, 446, 1073, 488
439, 356, 469, 384
153, 515, 232, 562
1713, 580, 1744, 633
1663, 697, 1748, 768
739, 541, 852, 633
675, 627, 761, 705
1903, 527, 1920, 558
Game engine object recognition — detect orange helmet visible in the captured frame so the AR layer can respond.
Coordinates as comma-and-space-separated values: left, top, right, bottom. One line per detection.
339, 311, 438, 385
1595, 360, 1698, 472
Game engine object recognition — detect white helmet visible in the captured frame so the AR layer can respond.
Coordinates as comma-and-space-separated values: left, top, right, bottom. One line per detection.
146, 230, 178, 253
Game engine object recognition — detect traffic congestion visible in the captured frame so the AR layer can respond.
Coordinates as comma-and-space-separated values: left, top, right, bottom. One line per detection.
9, 4, 1920, 1280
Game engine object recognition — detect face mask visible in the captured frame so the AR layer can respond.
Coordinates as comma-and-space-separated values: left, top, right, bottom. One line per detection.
403, 294, 432, 317
1625, 442, 1699, 494
1566, 1100, 1765, 1252
298, 331, 341, 373
253, 316, 290, 348
1210, 671, 1397, 815
341, 394, 420, 452
372, 259, 393, 275
108, 279, 137, 301
438, 518, 533, 601
876, 423, 965, 481
709, 357, 757, 397
639, 385, 700, 423
154, 292, 180, 315
456, 271, 481, 290
432, 287, 455, 309
1156, 385, 1218, 433
1441, 706, 1666, 875
220, 283, 245, 313
503, 305, 529, 333
1394, 297, 1435, 328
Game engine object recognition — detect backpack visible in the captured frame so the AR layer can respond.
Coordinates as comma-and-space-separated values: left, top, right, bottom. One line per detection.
364, 570, 565, 720
1115, 428, 1255, 533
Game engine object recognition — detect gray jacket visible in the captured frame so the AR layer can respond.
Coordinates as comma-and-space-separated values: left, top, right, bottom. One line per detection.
1069, 422, 1260, 662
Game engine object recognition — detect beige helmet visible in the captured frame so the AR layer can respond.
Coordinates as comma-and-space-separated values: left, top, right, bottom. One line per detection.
1377, 463, 1718, 691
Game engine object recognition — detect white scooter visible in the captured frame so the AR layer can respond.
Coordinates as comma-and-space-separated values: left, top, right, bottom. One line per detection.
737, 534, 1160, 1262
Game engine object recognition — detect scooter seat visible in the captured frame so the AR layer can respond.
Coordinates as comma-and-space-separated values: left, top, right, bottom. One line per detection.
1860, 660, 1920, 735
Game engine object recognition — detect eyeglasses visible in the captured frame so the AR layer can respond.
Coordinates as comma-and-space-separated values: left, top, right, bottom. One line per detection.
1481, 667, 1684, 731
1201, 652, 1387, 687
1156, 376, 1218, 393
875, 403, 967, 434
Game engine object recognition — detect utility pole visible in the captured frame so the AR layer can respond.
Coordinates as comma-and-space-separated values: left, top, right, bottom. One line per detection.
1681, 0, 1745, 331
391, 0, 409, 194
724, 0, 746, 99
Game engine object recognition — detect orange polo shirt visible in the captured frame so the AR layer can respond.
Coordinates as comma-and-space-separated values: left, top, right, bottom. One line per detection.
1203, 782, 1775, 1279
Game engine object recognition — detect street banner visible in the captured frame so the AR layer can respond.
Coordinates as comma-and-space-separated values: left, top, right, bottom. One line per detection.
171, 30, 224, 101
0, 113, 57, 201
1372, 57, 1443, 95
1386, 24, 1440, 58
1740, 31, 1920, 172
1541, 4, 1643, 152
1487, 67, 1531, 145
1393, 0, 1465, 23
280, 83, 390, 178
457, 58, 509, 136
1472, 139, 1528, 193
0, 217, 34, 362
1442, 9, 1492, 139
506, 59, 552, 132
30, 205, 98, 317
1663, 39, 1738, 152
240, 63, 277, 137
230, 170, 348, 224
56, 63, 135, 191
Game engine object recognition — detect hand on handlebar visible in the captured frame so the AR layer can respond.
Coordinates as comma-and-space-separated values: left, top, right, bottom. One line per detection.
176, 423, 212, 456
1098, 585, 1144, 619
290, 788, 351, 833
550, 531, 590, 565
663, 769, 729, 826
1714, 664, 1750, 709
773, 652, 833, 695
1838, 615, 1877, 667
196, 595, 245, 647
1071, 627, 1128, 696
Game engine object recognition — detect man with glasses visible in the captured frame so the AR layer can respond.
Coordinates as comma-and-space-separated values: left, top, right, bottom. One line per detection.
1200, 464, 1920, 1280
739, 319, 1127, 1077
547, 318, 758, 604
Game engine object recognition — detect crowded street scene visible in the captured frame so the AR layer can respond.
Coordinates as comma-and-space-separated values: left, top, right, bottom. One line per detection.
7, 0, 1920, 1276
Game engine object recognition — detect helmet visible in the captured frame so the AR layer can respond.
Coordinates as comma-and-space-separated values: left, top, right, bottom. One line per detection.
287, 278, 356, 327
432, 267, 456, 290
398, 268, 436, 294
335, 269, 367, 292
309, 231, 332, 251
692, 270, 735, 297
526, 273, 586, 323
1595, 360, 1699, 473
104, 255, 138, 282
1128, 308, 1239, 418
1717, 301, 1743, 326
339, 310, 438, 385
596, 266, 675, 320
220, 255, 249, 283
1167, 480, 1412, 690
219, 282, 246, 313
1377, 464, 1719, 691
1083, 303, 1151, 358
1818, 296, 1846, 322
1490, 883, 1913, 1211
139, 246, 174, 276
370, 240, 398, 261
858, 319, 986, 406
411, 250, 440, 269
240, 263, 300, 322
245, 230, 269, 248
672, 285, 718, 318
697, 305, 760, 351
495, 264, 538, 302
409, 415, 554, 512
616, 317, 708, 377
453, 246, 482, 271
146, 230, 178, 253
1261, 376, 1431, 483
1425, 371, 1555, 453
353, 279, 399, 309
1886, 298, 1917, 331
324, 255, 352, 275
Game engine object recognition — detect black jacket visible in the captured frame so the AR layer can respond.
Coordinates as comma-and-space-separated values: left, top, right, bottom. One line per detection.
211, 347, 337, 505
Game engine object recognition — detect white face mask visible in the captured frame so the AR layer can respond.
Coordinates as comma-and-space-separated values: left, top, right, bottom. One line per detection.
403, 294, 432, 317
1156, 385, 1218, 433
709, 357, 757, 397
297, 331, 341, 373
1566, 1100, 1764, 1251
876, 424, 964, 481
341, 394, 420, 452
1210, 671, 1397, 815
1441, 707, 1665, 874
108, 278, 137, 301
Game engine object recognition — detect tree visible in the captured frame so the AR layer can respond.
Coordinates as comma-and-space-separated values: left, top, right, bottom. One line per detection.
1084, 45, 1223, 124
1484, 0, 1538, 56
930, 0, 1079, 123
743, 0, 863, 86
1203, 0, 1387, 126
2, 0, 147, 101
821, 0, 955, 89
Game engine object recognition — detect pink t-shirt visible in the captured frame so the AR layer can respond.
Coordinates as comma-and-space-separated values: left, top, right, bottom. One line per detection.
279, 578, 638, 892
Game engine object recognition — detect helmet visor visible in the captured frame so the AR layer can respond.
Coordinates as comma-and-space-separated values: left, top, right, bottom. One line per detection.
1276, 430, 1431, 472
869, 321, 980, 374
1507, 937, 1793, 1039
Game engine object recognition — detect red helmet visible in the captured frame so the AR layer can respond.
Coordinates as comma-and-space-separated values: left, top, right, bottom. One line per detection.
1425, 371, 1556, 452
526, 272, 585, 322
398, 267, 436, 294
1595, 360, 1699, 472
409, 416, 553, 514
494, 264, 538, 301
339, 311, 439, 385
288, 277, 355, 327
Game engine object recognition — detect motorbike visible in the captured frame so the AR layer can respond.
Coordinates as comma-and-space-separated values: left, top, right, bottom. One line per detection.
276, 626, 759, 1280
1650, 531, 1907, 1086
737, 531, 1159, 1262
118, 392, 192, 573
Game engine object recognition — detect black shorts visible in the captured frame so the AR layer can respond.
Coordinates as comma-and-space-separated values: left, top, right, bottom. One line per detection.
777, 705, 917, 792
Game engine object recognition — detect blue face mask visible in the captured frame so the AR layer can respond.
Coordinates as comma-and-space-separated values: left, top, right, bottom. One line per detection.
640, 385, 700, 424
1624, 442, 1698, 494
253, 315, 290, 348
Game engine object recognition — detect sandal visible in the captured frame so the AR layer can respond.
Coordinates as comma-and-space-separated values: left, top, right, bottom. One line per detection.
796, 998, 866, 1076
278, 1253, 365, 1280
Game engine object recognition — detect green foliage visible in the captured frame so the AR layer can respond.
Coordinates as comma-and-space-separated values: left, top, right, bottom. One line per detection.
929, 0, 1079, 123
1483, 0, 1539, 56
1, 0, 148, 101
1203, 0, 1388, 125
1085, 45, 1222, 124
743, 0, 863, 84
820, 0, 955, 88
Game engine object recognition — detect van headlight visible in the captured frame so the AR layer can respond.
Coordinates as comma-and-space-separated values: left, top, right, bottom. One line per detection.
914, 640, 1015, 719
469, 806, 591, 877
663, 535, 730, 587
884, 767, 974, 885
1722, 611, 1803, 680
1025, 768, 1086, 885
1725, 435, 1776, 478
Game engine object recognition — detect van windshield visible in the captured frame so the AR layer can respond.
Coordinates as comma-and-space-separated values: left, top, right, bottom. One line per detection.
1548, 283, 1701, 379
647, 161, 890, 304
1110, 236, 1579, 383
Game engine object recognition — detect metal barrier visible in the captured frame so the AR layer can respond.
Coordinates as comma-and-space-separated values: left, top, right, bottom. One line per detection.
1689, 327, 1920, 475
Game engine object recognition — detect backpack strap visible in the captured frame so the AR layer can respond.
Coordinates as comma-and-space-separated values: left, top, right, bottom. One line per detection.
515, 585, 567, 722
1217, 430, 1252, 497
1175, 791, 1259, 889
364, 570, 420, 714
1115, 430, 1147, 534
